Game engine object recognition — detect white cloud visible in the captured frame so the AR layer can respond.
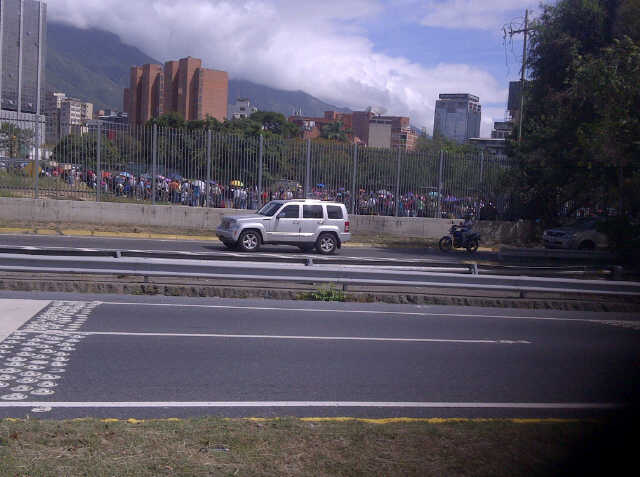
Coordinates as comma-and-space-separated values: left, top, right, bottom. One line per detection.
420, 0, 538, 30
48, 0, 509, 134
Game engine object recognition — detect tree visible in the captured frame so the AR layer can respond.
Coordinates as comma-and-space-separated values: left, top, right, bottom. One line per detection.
416, 133, 480, 155
147, 112, 186, 129
249, 111, 300, 138
51, 133, 120, 170
320, 121, 351, 142
570, 36, 640, 213
0, 123, 34, 158
508, 0, 640, 221
147, 111, 301, 139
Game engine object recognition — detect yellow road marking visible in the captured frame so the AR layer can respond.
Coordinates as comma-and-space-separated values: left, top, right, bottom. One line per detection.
2, 417, 598, 424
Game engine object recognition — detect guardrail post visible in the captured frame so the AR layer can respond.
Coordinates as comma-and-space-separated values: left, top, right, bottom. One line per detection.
258, 134, 264, 208
395, 147, 401, 217
479, 151, 485, 208
305, 137, 311, 198
351, 143, 358, 215
152, 124, 158, 205
96, 122, 101, 202
436, 150, 444, 218
33, 115, 40, 199
206, 129, 212, 207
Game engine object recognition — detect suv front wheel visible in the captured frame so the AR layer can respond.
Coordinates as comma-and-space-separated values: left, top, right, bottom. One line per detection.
316, 233, 337, 255
238, 230, 261, 252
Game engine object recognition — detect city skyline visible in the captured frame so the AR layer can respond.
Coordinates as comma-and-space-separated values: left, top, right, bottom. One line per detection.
45, 0, 540, 136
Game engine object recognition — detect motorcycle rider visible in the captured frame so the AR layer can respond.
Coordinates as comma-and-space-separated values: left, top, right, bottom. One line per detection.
458, 215, 474, 246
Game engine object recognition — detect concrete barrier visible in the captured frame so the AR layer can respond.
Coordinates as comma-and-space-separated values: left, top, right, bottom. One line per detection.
0, 197, 534, 243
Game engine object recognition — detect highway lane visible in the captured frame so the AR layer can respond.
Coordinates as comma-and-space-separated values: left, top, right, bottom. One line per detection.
1, 253, 638, 295
0, 233, 494, 262
0, 292, 638, 419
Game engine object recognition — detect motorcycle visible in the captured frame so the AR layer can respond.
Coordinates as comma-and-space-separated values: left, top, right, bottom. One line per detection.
439, 225, 480, 253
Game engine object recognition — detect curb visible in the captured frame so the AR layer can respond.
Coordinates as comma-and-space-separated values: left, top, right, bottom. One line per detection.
1, 272, 637, 312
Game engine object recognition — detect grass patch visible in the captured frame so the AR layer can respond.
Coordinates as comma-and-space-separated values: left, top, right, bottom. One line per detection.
0, 417, 627, 476
304, 284, 346, 302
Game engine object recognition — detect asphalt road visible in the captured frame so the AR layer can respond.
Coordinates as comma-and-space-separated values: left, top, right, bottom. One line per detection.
0, 233, 493, 262
1, 291, 638, 419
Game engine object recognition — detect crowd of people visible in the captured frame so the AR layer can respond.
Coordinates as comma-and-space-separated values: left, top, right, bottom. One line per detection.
26, 164, 498, 219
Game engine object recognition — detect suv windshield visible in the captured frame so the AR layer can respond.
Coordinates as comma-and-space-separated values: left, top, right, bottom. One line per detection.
258, 201, 283, 217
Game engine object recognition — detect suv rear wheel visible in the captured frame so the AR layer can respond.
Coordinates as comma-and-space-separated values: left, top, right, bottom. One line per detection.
238, 230, 261, 252
316, 233, 337, 255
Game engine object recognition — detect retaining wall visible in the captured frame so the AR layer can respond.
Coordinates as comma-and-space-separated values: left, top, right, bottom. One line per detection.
0, 198, 537, 244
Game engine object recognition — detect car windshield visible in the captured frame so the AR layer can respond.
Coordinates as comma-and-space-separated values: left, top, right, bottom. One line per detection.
258, 201, 283, 217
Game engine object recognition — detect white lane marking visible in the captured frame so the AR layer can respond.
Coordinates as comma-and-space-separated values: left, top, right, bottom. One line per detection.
0, 300, 51, 342
0, 401, 624, 409
99, 301, 640, 326
16, 330, 531, 345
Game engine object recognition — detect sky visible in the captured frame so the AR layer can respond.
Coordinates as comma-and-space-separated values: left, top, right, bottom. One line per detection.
48, 0, 542, 136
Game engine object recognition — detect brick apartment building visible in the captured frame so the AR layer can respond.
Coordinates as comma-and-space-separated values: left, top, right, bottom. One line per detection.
289, 110, 417, 151
288, 111, 354, 140
124, 57, 228, 125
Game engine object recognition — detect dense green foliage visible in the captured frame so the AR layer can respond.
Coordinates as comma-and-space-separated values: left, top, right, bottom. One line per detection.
320, 121, 352, 142
509, 0, 640, 221
416, 134, 481, 155
147, 112, 301, 139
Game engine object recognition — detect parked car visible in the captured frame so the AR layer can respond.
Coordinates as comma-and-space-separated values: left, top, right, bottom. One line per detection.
216, 199, 351, 254
543, 217, 607, 250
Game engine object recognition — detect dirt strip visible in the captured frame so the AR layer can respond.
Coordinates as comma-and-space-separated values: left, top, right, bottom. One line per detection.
0, 271, 637, 312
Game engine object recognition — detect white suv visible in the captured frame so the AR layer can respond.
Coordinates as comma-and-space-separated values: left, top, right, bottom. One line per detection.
216, 199, 351, 254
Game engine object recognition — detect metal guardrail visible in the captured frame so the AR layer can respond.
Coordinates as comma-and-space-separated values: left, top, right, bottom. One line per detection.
0, 245, 634, 280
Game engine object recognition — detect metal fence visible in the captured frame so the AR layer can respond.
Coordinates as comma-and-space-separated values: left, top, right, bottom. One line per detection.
0, 115, 515, 219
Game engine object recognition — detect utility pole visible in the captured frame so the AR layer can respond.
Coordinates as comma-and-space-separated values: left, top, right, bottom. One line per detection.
506, 9, 532, 143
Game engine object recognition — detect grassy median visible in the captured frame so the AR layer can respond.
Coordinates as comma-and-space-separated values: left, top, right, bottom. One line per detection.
0, 417, 632, 476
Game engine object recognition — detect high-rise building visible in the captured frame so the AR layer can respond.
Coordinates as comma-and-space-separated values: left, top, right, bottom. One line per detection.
125, 56, 228, 125
433, 94, 481, 143
0, 0, 47, 114
124, 63, 164, 126
45, 91, 93, 143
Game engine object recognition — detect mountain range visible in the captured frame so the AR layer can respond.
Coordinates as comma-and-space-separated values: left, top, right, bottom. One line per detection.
46, 22, 348, 117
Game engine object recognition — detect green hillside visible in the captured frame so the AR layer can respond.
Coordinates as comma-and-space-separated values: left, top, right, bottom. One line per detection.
46, 22, 348, 116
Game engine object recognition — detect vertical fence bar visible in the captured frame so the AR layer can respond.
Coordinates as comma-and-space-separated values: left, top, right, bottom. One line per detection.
305, 137, 311, 198
206, 129, 212, 207
258, 134, 264, 208
351, 143, 358, 215
33, 115, 39, 199
395, 147, 401, 217
152, 124, 158, 205
479, 151, 485, 216
436, 150, 444, 219
96, 122, 102, 202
